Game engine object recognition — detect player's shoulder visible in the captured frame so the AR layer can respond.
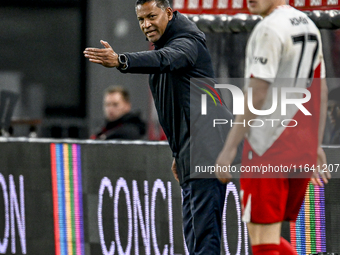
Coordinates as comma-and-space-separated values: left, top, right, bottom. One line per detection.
272, 6, 316, 29
254, 6, 318, 38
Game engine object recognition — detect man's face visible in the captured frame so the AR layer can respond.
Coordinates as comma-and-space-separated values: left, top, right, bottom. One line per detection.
328, 100, 340, 126
104, 92, 131, 122
136, 1, 173, 43
247, 0, 278, 16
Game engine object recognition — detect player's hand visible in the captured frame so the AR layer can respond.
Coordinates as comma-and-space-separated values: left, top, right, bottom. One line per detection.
215, 147, 236, 184
84, 40, 119, 68
310, 146, 331, 186
171, 159, 179, 182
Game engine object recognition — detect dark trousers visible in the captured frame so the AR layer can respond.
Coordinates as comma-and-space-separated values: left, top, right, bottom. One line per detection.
181, 178, 226, 255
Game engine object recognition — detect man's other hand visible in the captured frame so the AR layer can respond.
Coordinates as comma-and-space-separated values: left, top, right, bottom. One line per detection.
171, 159, 179, 182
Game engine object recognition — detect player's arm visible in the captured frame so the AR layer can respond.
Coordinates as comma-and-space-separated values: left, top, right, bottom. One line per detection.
311, 78, 331, 186
318, 78, 328, 146
215, 78, 270, 183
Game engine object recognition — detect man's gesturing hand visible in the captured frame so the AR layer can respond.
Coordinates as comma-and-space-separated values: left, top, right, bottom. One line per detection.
84, 40, 119, 68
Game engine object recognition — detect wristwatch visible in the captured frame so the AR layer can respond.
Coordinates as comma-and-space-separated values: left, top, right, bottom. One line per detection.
118, 54, 128, 70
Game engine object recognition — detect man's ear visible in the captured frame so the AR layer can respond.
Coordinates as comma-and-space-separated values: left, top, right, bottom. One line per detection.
166, 7, 173, 20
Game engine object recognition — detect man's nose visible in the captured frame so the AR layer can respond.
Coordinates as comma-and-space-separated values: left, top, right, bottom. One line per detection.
143, 19, 151, 29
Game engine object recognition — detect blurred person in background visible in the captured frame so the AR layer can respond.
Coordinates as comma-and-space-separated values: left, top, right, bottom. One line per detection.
91, 85, 146, 140
327, 86, 340, 144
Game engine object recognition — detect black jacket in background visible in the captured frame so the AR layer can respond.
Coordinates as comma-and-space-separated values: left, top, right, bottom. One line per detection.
120, 11, 242, 184
92, 112, 146, 140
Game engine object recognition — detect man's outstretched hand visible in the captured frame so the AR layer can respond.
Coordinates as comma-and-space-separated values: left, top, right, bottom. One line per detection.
84, 40, 119, 68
